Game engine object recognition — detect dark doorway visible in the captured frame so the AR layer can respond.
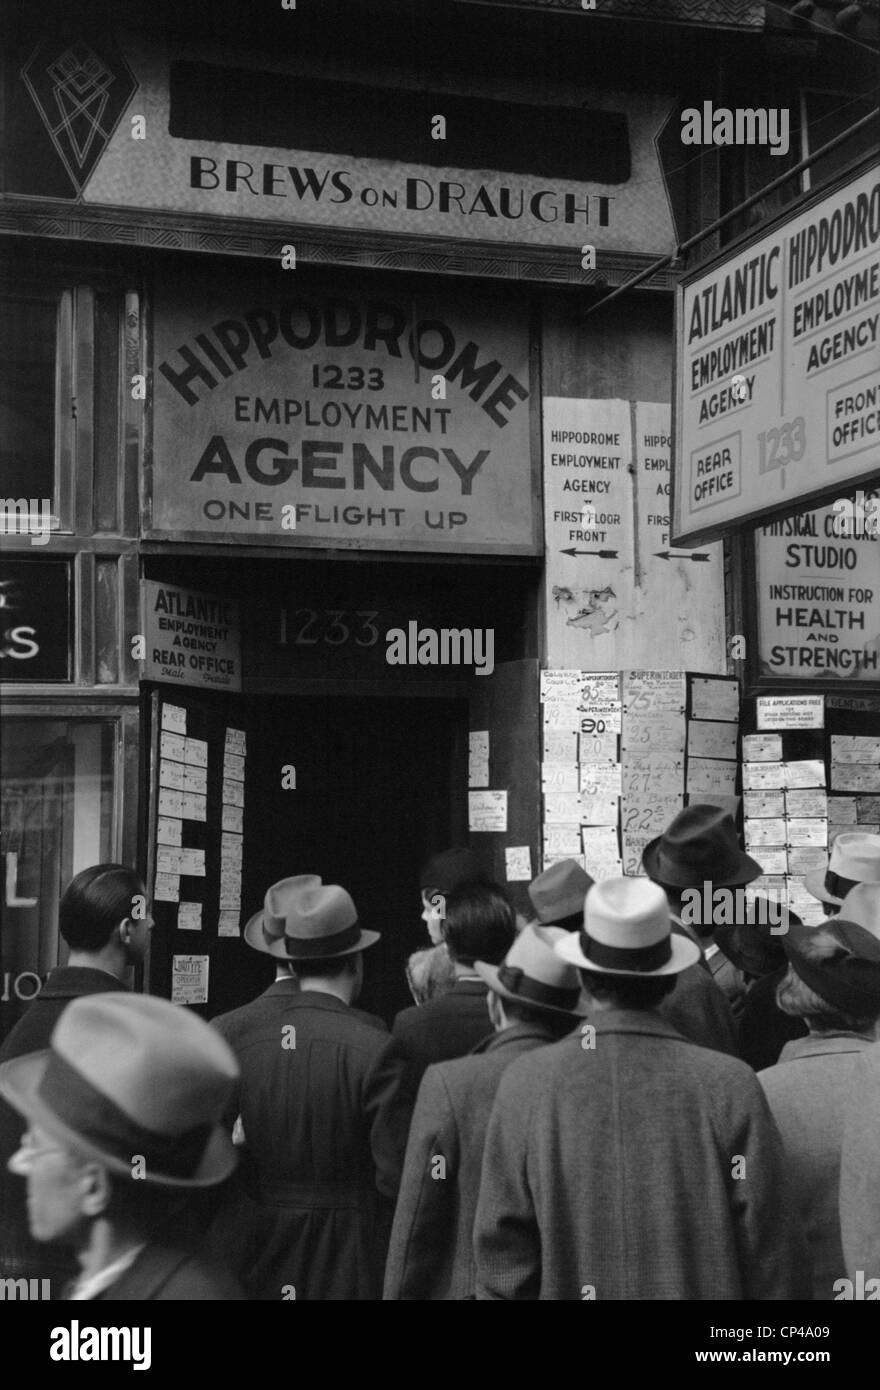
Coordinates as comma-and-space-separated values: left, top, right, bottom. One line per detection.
237, 693, 468, 1025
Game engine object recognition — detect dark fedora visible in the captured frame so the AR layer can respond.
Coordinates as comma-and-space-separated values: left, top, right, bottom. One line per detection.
642, 804, 761, 889
419, 847, 486, 895
244, 875, 379, 960
528, 859, 595, 927
784, 916, 880, 1017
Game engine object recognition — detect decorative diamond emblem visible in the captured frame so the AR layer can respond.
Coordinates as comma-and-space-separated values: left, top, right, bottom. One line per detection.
22, 35, 137, 194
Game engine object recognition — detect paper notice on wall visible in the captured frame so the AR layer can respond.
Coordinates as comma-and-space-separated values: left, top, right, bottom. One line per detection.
621, 711, 685, 761
756, 695, 825, 731
543, 727, 579, 763
468, 790, 508, 832
578, 731, 619, 764
687, 720, 738, 762
582, 825, 622, 877
218, 910, 241, 938
543, 824, 583, 858
224, 752, 246, 782
178, 902, 203, 931
222, 779, 245, 808
785, 789, 828, 819
543, 763, 580, 793
541, 670, 588, 703
622, 670, 686, 716
157, 847, 206, 878
184, 765, 207, 795
580, 764, 622, 824
579, 705, 622, 737
828, 797, 859, 824
154, 872, 180, 902
219, 885, 242, 910
543, 398, 634, 669
690, 677, 739, 722
161, 704, 187, 734
225, 727, 246, 755
785, 761, 826, 789
742, 734, 783, 763
744, 819, 787, 849
622, 752, 683, 802
742, 761, 786, 790
859, 797, 880, 821
543, 703, 580, 733
160, 731, 187, 763
469, 730, 490, 788
686, 758, 737, 798
831, 735, 880, 763
159, 759, 186, 790
544, 792, 583, 824
158, 787, 185, 818
744, 791, 785, 819
181, 791, 207, 821
787, 819, 827, 848
787, 845, 827, 874
222, 803, 244, 834
184, 738, 208, 767
753, 847, 788, 875
505, 846, 532, 882
156, 816, 183, 846
832, 765, 880, 792
171, 955, 209, 1005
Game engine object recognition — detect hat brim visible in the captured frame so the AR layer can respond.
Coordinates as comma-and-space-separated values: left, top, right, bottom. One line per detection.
641, 835, 762, 889
802, 869, 842, 906
243, 912, 380, 959
473, 961, 590, 1018
555, 929, 701, 977
0, 1051, 238, 1189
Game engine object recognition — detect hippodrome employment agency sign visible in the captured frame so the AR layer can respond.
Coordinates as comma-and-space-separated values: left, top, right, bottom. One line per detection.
672, 158, 880, 546
148, 269, 536, 554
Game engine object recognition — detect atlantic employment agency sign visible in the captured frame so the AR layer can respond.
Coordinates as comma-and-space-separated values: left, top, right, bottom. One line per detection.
149, 272, 535, 552
673, 159, 880, 546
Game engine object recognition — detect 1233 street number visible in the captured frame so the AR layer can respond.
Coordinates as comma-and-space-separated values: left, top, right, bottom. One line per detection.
277, 608, 381, 647
311, 365, 384, 390
757, 417, 806, 475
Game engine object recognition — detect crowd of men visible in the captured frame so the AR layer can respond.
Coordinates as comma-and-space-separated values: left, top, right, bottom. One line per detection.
1, 803, 880, 1300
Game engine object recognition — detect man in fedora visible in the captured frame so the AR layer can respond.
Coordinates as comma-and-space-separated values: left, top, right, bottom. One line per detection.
760, 883, 880, 1300
804, 831, 880, 913
210, 875, 402, 1300
643, 802, 762, 1029
527, 859, 594, 931
0, 993, 244, 1300
473, 877, 807, 1300
384, 925, 585, 1301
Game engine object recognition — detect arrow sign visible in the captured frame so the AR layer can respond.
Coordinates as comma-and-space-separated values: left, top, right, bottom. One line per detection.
560, 548, 619, 559
654, 550, 711, 562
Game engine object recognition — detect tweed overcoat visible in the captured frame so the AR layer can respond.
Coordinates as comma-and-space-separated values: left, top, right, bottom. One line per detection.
474, 1009, 809, 1300
384, 1019, 566, 1300
211, 981, 403, 1300
760, 1031, 876, 1301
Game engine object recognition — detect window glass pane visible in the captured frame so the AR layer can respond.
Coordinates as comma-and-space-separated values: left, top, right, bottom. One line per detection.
0, 297, 57, 502
0, 719, 115, 1039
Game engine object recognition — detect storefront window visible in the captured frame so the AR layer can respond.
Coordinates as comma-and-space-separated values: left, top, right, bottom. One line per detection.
0, 295, 58, 504
0, 718, 116, 1037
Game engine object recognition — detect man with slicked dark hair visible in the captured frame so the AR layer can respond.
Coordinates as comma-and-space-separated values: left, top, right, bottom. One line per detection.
0, 863, 152, 1288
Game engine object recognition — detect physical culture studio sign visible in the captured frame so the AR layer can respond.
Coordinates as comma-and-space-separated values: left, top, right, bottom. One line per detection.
672, 158, 880, 546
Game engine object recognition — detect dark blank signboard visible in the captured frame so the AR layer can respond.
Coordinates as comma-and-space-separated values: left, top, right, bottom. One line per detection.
0, 558, 72, 681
